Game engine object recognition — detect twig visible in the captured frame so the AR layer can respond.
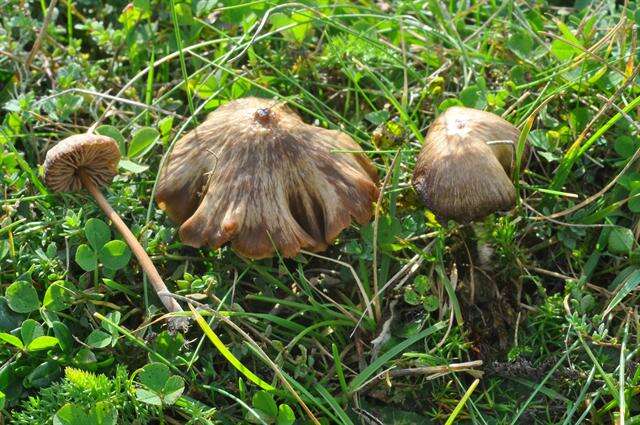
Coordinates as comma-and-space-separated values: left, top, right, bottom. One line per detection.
0, 49, 43, 71
301, 250, 374, 320
305, 276, 358, 324
526, 265, 612, 297
359, 360, 484, 392
523, 201, 616, 228
37, 88, 187, 120
389, 360, 483, 379
502, 91, 531, 118
430, 307, 455, 354
25, 0, 58, 68
351, 240, 436, 337
370, 299, 398, 359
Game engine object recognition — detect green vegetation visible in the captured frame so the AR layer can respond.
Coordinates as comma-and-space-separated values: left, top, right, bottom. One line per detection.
1, 0, 640, 423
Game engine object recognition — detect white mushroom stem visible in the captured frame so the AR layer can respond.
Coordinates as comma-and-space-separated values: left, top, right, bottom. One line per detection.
79, 170, 185, 321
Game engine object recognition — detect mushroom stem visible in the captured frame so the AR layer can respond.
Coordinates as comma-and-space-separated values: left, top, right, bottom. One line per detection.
457, 224, 478, 303
79, 170, 187, 328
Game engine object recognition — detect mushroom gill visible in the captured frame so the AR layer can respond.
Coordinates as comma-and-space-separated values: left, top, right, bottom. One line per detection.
43, 134, 120, 192
156, 97, 379, 259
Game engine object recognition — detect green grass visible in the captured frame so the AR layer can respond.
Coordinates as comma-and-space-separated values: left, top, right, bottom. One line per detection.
1, 0, 640, 423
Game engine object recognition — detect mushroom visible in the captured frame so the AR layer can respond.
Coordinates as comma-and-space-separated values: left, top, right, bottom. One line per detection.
412, 106, 520, 223
43, 134, 187, 330
412, 106, 523, 303
156, 97, 379, 259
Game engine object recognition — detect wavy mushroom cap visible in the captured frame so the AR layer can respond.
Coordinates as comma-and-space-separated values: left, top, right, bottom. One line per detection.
412, 106, 520, 223
156, 97, 379, 259
44, 134, 121, 192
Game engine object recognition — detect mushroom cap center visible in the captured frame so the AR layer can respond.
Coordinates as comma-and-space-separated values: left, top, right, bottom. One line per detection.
254, 108, 272, 124
446, 116, 471, 138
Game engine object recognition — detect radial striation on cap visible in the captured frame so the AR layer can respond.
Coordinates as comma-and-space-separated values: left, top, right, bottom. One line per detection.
156, 97, 379, 259
44, 134, 121, 192
412, 106, 520, 223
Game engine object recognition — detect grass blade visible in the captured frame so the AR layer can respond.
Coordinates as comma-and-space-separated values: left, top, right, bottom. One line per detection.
445, 378, 480, 425
348, 321, 446, 393
189, 304, 275, 391
314, 384, 354, 425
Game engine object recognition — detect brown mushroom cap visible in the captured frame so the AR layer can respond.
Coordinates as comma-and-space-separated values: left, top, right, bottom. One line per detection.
43, 134, 120, 192
156, 97, 379, 259
412, 106, 520, 223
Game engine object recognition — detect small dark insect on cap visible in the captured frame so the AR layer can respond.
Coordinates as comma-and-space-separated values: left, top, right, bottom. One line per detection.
43, 134, 121, 192
412, 107, 521, 223
254, 108, 271, 123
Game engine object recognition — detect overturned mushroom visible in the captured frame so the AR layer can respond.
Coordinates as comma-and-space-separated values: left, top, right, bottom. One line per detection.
412, 106, 521, 223
156, 97, 379, 259
44, 134, 187, 331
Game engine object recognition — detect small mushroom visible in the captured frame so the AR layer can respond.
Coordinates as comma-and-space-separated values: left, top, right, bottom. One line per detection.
43, 134, 187, 330
412, 106, 520, 223
156, 97, 379, 259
